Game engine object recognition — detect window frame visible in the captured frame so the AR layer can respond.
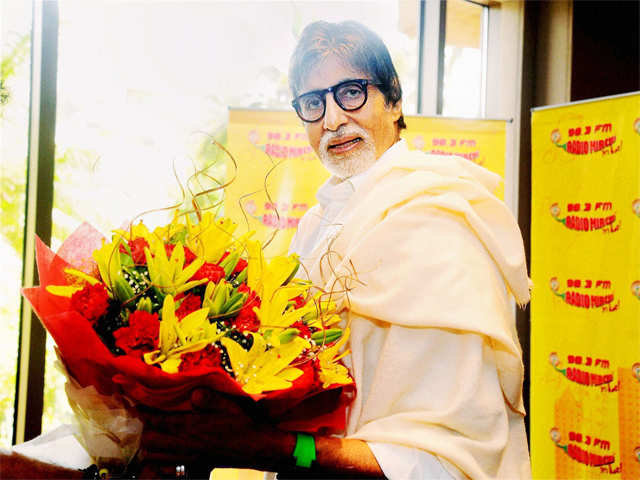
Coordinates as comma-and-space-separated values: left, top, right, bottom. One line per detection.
13, 0, 58, 444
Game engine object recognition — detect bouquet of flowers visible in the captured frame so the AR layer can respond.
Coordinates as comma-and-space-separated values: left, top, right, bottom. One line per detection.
22, 210, 354, 469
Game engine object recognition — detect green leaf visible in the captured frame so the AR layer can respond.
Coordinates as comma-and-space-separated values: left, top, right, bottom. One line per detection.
279, 328, 300, 345
311, 328, 342, 345
169, 229, 188, 245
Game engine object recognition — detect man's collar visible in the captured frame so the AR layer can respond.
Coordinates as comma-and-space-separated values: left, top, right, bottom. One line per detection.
316, 139, 407, 210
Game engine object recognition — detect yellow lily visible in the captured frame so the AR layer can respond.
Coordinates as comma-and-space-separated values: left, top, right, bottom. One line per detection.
246, 240, 265, 292
248, 242, 303, 331
112, 222, 158, 248
185, 213, 238, 264
254, 284, 307, 330
316, 327, 353, 388
92, 237, 124, 292
221, 333, 310, 395
150, 211, 188, 245
287, 293, 341, 330
45, 267, 102, 297
144, 294, 222, 373
144, 241, 206, 296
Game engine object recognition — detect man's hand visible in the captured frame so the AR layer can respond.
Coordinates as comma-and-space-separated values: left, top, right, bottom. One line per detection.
138, 388, 384, 479
138, 388, 295, 477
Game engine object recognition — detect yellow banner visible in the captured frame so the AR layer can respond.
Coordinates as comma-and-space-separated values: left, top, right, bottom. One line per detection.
402, 116, 507, 199
226, 109, 324, 258
226, 109, 507, 257
530, 93, 640, 479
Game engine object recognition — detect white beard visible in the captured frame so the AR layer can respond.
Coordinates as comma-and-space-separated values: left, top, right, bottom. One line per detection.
318, 125, 377, 179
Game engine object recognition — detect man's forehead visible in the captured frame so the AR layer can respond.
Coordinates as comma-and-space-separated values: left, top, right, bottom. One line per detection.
299, 56, 367, 93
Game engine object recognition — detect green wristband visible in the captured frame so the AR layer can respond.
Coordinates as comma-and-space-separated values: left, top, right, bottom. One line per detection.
292, 433, 316, 468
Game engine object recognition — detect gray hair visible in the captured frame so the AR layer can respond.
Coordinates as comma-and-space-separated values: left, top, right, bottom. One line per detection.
289, 20, 406, 130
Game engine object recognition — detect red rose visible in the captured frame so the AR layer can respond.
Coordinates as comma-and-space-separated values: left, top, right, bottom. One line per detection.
191, 262, 226, 283
178, 344, 222, 373
114, 310, 159, 356
175, 294, 202, 319
119, 237, 149, 265
70, 283, 110, 323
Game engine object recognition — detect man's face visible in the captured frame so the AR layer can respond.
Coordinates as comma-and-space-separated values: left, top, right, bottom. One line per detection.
298, 55, 402, 178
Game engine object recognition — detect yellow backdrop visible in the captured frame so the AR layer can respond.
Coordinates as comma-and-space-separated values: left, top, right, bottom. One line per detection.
531, 92, 640, 479
226, 109, 507, 257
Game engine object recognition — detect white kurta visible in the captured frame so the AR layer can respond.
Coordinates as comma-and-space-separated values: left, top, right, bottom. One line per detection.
289, 139, 531, 479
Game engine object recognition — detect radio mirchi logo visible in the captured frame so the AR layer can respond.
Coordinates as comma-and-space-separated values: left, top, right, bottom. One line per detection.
550, 277, 619, 312
550, 427, 617, 470
548, 351, 614, 388
550, 122, 621, 155
549, 202, 619, 233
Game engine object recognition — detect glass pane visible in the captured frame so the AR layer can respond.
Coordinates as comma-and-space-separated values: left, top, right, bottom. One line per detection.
44, 0, 419, 432
441, 0, 485, 117
0, 0, 32, 447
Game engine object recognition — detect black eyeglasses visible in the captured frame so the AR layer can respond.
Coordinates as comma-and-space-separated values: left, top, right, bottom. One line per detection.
291, 78, 379, 123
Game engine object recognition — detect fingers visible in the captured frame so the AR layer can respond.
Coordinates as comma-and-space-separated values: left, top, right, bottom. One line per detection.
138, 438, 218, 479
140, 410, 253, 438
142, 430, 185, 453
190, 388, 245, 415
137, 461, 213, 480
138, 409, 203, 432
141, 430, 237, 457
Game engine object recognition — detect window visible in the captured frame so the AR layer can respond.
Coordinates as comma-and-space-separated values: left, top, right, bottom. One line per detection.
441, 0, 487, 117
0, 0, 32, 447
41, 0, 420, 435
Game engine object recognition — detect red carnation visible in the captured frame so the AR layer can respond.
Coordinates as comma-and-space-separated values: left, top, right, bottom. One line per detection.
232, 308, 260, 332
114, 310, 159, 356
178, 344, 222, 373
290, 295, 306, 309
291, 321, 312, 339
164, 243, 197, 265
191, 262, 226, 283
119, 237, 149, 265
184, 247, 197, 265
231, 285, 261, 332
217, 252, 247, 275
233, 258, 248, 274
237, 284, 261, 310
70, 283, 110, 323
175, 294, 202, 319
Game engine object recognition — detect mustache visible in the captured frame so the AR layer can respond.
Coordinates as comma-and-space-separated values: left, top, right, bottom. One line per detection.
319, 125, 371, 152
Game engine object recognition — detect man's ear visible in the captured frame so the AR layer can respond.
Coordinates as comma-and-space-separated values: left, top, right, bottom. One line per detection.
390, 99, 402, 122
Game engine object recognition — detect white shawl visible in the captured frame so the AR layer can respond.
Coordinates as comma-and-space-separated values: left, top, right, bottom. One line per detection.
293, 140, 531, 478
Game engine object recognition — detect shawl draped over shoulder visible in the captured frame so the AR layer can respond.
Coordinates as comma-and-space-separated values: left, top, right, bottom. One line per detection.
294, 142, 531, 479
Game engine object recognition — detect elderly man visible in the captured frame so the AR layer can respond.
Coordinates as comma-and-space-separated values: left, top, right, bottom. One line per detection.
2, 20, 531, 479
140, 20, 531, 479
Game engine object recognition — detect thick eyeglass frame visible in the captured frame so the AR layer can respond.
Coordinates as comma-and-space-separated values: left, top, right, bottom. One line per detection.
291, 78, 380, 123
